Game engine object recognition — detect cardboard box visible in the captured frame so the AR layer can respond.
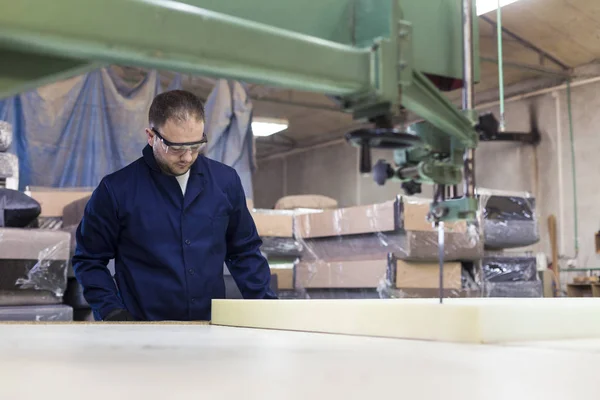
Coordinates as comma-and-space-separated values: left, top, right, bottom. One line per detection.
395, 260, 462, 289
270, 263, 294, 290
293, 196, 466, 239
299, 231, 483, 262
251, 208, 320, 238
295, 258, 389, 289
295, 258, 463, 290
29, 190, 92, 218
251, 210, 296, 238
294, 201, 396, 239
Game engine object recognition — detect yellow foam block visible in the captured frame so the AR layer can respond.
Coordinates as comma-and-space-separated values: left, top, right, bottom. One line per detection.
211, 298, 600, 344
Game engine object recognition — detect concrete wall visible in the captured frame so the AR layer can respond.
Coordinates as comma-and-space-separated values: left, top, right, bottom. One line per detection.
253, 79, 600, 267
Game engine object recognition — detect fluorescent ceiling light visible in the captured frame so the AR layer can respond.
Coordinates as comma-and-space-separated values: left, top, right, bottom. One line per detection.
476, 0, 521, 15
252, 118, 288, 137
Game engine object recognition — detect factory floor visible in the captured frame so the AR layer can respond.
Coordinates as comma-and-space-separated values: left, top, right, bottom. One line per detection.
0, 322, 598, 399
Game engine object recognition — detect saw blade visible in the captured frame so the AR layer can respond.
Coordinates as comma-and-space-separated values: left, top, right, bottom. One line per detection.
438, 221, 445, 304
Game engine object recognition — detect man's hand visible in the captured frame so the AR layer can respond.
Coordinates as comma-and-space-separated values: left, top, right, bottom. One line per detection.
104, 308, 135, 321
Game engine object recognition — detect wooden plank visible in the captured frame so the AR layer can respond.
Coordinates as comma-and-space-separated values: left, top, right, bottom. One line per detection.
211, 298, 600, 344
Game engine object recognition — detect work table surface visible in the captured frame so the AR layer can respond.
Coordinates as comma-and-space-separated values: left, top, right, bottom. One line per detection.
0, 323, 598, 399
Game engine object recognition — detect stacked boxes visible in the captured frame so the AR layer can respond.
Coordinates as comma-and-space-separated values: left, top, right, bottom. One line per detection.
252, 196, 484, 299
250, 208, 316, 293
254, 190, 542, 300
291, 196, 482, 299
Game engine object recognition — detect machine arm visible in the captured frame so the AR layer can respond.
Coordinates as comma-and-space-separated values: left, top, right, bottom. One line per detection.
0, 0, 481, 222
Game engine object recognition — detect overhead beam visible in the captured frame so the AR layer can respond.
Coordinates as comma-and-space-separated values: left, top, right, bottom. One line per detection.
481, 57, 571, 78
0, 0, 373, 98
480, 15, 570, 71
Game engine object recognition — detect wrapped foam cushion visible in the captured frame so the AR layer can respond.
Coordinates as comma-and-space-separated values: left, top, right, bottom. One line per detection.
482, 194, 539, 249
274, 195, 337, 210
483, 281, 543, 298
260, 237, 301, 257
0, 121, 12, 152
0, 189, 41, 227
0, 304, 73, 321
299, 231, 483, 262
0, 152, 18, 178
482, 255, 538, 282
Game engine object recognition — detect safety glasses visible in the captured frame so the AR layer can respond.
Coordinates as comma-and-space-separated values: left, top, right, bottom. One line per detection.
151, 128, 207, 155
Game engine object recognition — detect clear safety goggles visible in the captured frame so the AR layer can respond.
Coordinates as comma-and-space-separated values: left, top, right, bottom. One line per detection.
152, 128, 207, 155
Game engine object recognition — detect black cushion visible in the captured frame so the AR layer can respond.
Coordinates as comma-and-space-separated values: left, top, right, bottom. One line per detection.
0, 188, 41, 227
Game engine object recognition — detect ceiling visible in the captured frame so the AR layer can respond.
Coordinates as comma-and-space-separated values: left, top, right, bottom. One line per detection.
118, 0, 600, 160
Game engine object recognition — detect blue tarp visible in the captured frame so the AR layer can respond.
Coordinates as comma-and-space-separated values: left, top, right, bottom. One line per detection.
0, 68, 182, 190
204, 79, 256, 200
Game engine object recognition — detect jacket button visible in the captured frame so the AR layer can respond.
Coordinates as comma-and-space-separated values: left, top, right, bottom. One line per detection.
188, 269, 194, 275
185, 239, 191, 245
191, 298, 196, 303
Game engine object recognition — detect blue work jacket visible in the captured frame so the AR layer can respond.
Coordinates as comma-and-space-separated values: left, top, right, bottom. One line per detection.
72, 145, 277, 321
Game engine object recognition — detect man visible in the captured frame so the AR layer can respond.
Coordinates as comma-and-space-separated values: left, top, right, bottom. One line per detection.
72, 89, 277, 322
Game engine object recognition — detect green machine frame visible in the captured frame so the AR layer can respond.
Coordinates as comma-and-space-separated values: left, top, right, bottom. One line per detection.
0, 0, 481, 222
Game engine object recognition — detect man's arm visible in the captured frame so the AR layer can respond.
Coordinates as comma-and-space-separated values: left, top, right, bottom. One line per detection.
225, 172, 277, 299
72, 179, 132, 320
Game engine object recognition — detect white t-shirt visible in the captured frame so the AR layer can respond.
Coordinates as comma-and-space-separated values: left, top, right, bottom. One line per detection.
175, 170, 190, 195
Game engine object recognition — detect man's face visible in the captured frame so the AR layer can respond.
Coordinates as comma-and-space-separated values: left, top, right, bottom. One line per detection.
146, 118, 205, 176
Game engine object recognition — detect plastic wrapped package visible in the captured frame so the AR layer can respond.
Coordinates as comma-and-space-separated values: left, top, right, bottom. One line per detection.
0, 120, 12, 152
482, 281, 543, 297
298, 231, 481, 263
249, 208, 319, 258
290, 253, 477, 299
288, 196, 484, 299
294, 195, 483, 262
0, 188, 41, 227
0, 228, 70, 306
260, 237, 301, 257
34, 217, 63, 230
475, 254, 543, 298
0, 152, 19, 189
268, 261, 294, 290
477, 188, 539, 249
481, 254, 538, 282
0, 304, 73, 321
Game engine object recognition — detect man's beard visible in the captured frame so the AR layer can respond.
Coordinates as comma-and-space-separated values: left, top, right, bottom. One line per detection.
153, 147, 189, 176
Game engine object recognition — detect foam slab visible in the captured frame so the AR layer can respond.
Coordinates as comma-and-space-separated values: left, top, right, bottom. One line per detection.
211, 297, 600, 343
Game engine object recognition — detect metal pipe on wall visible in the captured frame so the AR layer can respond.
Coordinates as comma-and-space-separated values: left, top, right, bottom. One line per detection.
566, 80, 580, 257
462, 0, 476, 198
496, 0, 506, 131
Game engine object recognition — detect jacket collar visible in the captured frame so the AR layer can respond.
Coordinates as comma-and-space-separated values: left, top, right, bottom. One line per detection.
142, 144, 204, 175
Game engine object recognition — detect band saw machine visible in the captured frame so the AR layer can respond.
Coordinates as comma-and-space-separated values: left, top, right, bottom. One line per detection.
4, 3, 600, 399
0, 0, 542, 302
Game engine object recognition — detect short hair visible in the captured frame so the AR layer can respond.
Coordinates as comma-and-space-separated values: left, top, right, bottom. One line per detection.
148, 90, 205, 128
